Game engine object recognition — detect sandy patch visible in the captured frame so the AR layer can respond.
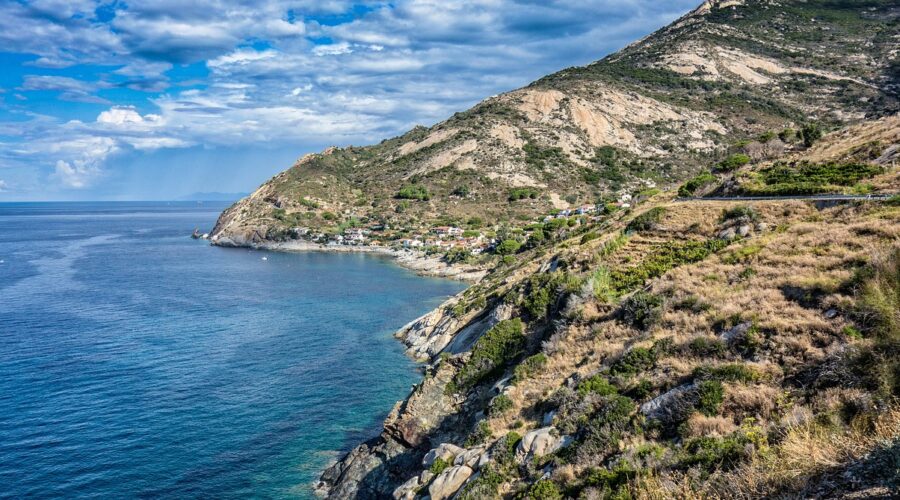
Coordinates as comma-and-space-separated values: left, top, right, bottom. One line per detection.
398, 128, 458, 156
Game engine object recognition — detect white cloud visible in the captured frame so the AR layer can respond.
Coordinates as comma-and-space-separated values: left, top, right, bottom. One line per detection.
0, 0, 703, 195
0, 180, 7, 192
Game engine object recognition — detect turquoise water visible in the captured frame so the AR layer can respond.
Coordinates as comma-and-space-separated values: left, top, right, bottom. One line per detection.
0, 202, 465, 498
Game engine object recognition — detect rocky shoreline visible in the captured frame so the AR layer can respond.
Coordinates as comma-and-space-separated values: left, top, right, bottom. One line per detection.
210, 237, 487, 282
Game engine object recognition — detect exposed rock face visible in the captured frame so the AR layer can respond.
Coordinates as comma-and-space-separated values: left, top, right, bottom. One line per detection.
421, 443, 464, 468
516, 427, 572, 461
428, 465, 473, 500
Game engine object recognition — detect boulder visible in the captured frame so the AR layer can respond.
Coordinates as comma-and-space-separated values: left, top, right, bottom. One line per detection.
422, 443, 465, 467
453, 447, 485, 468
516, 427, 571, 460
737, 224, 751, 237
428, 465, 473, 500
392, 475, 421, 500
718, 227, 736, 240
721, 321, 753, 344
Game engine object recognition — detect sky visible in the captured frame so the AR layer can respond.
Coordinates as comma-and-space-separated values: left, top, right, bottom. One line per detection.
0, 0, 700, 201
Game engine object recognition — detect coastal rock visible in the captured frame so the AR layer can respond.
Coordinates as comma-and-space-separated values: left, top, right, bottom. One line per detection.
318, 436, 412, 499
392, 475, 421, 500
453, 446, 485, 468
422, 443, 465, 467
428, 465, 473, 500
516, 427, 571, 461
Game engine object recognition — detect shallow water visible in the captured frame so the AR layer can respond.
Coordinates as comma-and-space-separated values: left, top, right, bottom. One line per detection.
0, 202, 465, 498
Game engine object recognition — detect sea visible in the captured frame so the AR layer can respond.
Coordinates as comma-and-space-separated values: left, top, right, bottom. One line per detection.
0, 201, 465, 499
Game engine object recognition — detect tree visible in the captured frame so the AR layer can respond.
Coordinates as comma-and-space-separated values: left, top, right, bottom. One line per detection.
496, 239, 521, 255
800, 123, 822, 147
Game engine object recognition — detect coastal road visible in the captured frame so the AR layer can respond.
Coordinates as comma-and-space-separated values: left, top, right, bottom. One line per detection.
674, 193, 897, 202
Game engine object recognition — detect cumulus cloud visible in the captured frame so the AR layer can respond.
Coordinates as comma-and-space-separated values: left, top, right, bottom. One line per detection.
0, 0, 701, 193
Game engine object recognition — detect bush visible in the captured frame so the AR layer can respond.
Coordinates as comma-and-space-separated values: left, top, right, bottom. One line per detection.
581, 232, 600, 244
509, 187, 541, 201
619, 291, 663, 330
513, 353, 547, 384
489, 394, 514, 416
465, 420, 493, 446
609, 239, 727, 293
457, 464, 506, 499
584, 462, 638, 495
452, 185, 470, 197
626, 207, 666, 233
496, 239, 522, 255
610, 347, 657, 378
695, 380, 724, 416
778, 128, 796, 142
800, 123, 823, 147
396, 184, 430, 200
449, 319, 526, 393
523, 271, 582, 319
688, 337, 727, 357
679, 435, 746, 470
577, 374, 618, 396
429, 457, 450, 475
720, 205, 759, 222
716, 153, 751, 172
527, 480, 563, 500
591, 266, 615, 303
678, 172, 717, 197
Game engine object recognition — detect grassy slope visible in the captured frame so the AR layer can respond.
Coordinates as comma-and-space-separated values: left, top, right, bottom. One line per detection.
375, 117, 899, 499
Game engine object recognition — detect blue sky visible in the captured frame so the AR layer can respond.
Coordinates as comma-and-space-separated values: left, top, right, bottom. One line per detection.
0, 0, 699, 201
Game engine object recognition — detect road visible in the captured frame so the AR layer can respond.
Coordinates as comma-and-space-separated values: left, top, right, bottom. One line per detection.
674, 193, 897, 202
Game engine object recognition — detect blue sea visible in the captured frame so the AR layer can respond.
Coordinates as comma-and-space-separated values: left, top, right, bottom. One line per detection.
0, 202, 465, 499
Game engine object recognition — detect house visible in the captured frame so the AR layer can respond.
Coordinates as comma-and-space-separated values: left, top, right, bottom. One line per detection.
432, 226, 464, 237
345, 228, 367, 243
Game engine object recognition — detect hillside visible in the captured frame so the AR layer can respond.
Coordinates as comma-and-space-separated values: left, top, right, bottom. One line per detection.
207, 1, 900, 498
316, 115, 899, 500
211, 0, 898, 248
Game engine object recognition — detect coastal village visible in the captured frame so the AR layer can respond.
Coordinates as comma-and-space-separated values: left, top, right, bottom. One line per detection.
274, 193, 634, 257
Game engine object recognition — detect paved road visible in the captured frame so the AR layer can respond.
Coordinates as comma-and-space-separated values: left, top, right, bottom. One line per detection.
675, 193, 897, 202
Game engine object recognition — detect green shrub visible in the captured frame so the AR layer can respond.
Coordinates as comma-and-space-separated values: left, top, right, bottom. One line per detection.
429, 457, 450, 475
496, 239, 522, 255
693, 363, 760, 383
509, 187, 541, 201
396, 184, 430, 200
678, 172, 717, 197
584, 462, 638, 495
619, 291, 663, 330
591, 266, 615, 303
465, 420, 493, 446
450, 319, 526, 393
609, 239, 727, 293
489, 394, 514, 416
742, 161, 884, 196
688, 337, 727, 357
679, 435, 746, 470
716, 153, 751, 172
577, 374, 618, 396
842, 325, 863, 339
597, 232, 628, 258
452, 185, 470, 197
695, 380, 725, 416
581, 232, 600, 244
626, 207, 666, 233
778, 128, 796, 143
721, 205, 759, 222
800, 123, 823, 147
527, 480, 563, 500
523, 271, 582, 319
611, 347, 656, 377
457, 464, 506, 500
513, 353, 548, 384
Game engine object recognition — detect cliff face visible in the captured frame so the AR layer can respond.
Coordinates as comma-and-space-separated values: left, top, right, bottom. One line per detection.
211, 0, 898, 247
211, 1, 900, 498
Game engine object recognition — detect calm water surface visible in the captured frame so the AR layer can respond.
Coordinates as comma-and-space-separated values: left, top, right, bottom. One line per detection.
0, 202, 465, 498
